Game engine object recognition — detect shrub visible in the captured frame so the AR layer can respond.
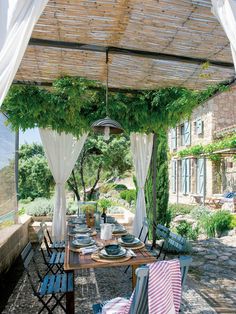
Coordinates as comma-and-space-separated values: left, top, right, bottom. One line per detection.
199, 210, 233, 237
25, 198, 54, 216
176, 221, 199, 240
190, 205, 211, 220
67, 201, 78, 215
168, 203, 194, 219
230, 214, 236, 229
213, 210, 233, 237
114, 184, 127, 191
120, 189, 136, 204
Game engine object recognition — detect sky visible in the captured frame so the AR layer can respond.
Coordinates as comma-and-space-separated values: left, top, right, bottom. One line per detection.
19, 128, 41, 146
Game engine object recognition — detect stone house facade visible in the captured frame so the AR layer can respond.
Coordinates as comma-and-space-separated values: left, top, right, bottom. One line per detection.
168, 85, 236, 204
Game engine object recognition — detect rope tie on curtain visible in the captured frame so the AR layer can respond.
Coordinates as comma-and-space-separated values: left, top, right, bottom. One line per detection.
138, 186, 145, 190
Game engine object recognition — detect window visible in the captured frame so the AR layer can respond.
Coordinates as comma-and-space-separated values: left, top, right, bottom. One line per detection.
180, 121, 191, 146
196, 158, 205, 195
181, 159, 191, 194
171, 160, 177, 193
196, 118, 203, 135
180, 124, 185, 146
171, 128, 177, 150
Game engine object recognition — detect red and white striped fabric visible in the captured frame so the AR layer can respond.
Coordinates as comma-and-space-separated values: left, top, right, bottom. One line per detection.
102, 292, 134, 314
148, 259, 181, 314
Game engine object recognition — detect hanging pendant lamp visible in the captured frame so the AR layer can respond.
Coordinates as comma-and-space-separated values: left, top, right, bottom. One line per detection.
91, 50, 123, 141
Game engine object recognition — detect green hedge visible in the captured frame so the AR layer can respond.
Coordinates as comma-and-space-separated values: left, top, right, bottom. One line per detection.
120, 189, 136, 204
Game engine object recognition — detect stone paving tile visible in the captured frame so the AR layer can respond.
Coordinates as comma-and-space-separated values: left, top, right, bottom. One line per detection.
3, 236, 236, 313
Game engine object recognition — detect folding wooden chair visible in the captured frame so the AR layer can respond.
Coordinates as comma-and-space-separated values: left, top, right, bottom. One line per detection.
40, 222, 65, 251
93, 256, 192, 314
37, 226, 65, 275
21, 242, 74, 314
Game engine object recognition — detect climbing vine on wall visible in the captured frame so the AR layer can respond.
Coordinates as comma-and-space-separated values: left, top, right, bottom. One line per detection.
176, 134, 236, 161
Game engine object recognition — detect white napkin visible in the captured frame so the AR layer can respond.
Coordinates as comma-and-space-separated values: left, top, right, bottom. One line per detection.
126, 249, 136, 257
80, 245, 98, 255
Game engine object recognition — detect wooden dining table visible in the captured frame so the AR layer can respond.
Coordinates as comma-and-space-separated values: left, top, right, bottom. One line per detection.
64, 226, 156, 314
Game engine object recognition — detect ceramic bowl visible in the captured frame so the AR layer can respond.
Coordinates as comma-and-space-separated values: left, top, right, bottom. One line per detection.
104, 244, 121, 255
121, 233, 135, 243
74, 235, 91, 244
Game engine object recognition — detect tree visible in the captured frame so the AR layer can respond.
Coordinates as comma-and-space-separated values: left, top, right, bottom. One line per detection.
145, 131, 169, 246
19, 144, 54, 200
67, 135, 132, 201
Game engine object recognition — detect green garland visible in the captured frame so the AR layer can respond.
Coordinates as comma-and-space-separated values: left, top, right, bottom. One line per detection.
176, 134, 236, 161
1, 76, 228, 136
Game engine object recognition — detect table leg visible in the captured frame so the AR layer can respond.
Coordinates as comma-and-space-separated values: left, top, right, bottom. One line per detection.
66, 270, 75, 314
131, 265, 138, 289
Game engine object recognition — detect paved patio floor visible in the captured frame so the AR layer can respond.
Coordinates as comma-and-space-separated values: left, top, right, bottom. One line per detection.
2, 235, 236, 313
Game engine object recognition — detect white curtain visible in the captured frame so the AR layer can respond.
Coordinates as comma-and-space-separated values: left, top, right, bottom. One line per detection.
211, 0, 236, 71
39, 128, 88, 241
130, 133, 154, 239
0, 0, 48, 107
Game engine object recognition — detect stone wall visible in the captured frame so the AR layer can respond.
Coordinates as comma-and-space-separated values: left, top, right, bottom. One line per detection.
212, 86, 236, 134
0, 215, 32, 273
168, 85, 236, 204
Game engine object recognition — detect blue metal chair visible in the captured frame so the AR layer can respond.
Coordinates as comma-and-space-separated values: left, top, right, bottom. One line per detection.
93, 256, 192, 314
162, 231, 187, 259
21, 242, 73, 314
40, 222, 65, 251
37, 226, 65, 276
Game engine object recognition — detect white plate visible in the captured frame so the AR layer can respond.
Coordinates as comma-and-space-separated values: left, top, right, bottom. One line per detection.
72, 239, 96, 247
73, 227, 90, 233
118, 237, 141, 246
100, 247, 126, 257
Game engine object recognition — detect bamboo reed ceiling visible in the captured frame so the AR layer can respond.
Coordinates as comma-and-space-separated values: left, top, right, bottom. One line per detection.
16, 0, 236, 90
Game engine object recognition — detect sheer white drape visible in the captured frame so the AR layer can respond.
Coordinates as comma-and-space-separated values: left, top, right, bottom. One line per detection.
0, 0, 48, 106
211, 0, 236, 71
130, 133, 153, 239
39, 128, 88, 241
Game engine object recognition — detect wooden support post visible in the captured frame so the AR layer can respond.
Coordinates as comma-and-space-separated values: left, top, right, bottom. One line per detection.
152, 133, 157, 249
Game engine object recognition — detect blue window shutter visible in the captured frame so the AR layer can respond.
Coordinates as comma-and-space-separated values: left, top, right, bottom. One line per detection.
172, 160, 177, 193
197, 158, 204, 195
184, 121, 191, 145
186, 159, 191, 194
171, 128, 177, 150
181, 159, 186, 194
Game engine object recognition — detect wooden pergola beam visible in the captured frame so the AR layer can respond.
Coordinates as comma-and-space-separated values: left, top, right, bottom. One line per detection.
29, 38, 235, 69
12, 80, 143, 94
